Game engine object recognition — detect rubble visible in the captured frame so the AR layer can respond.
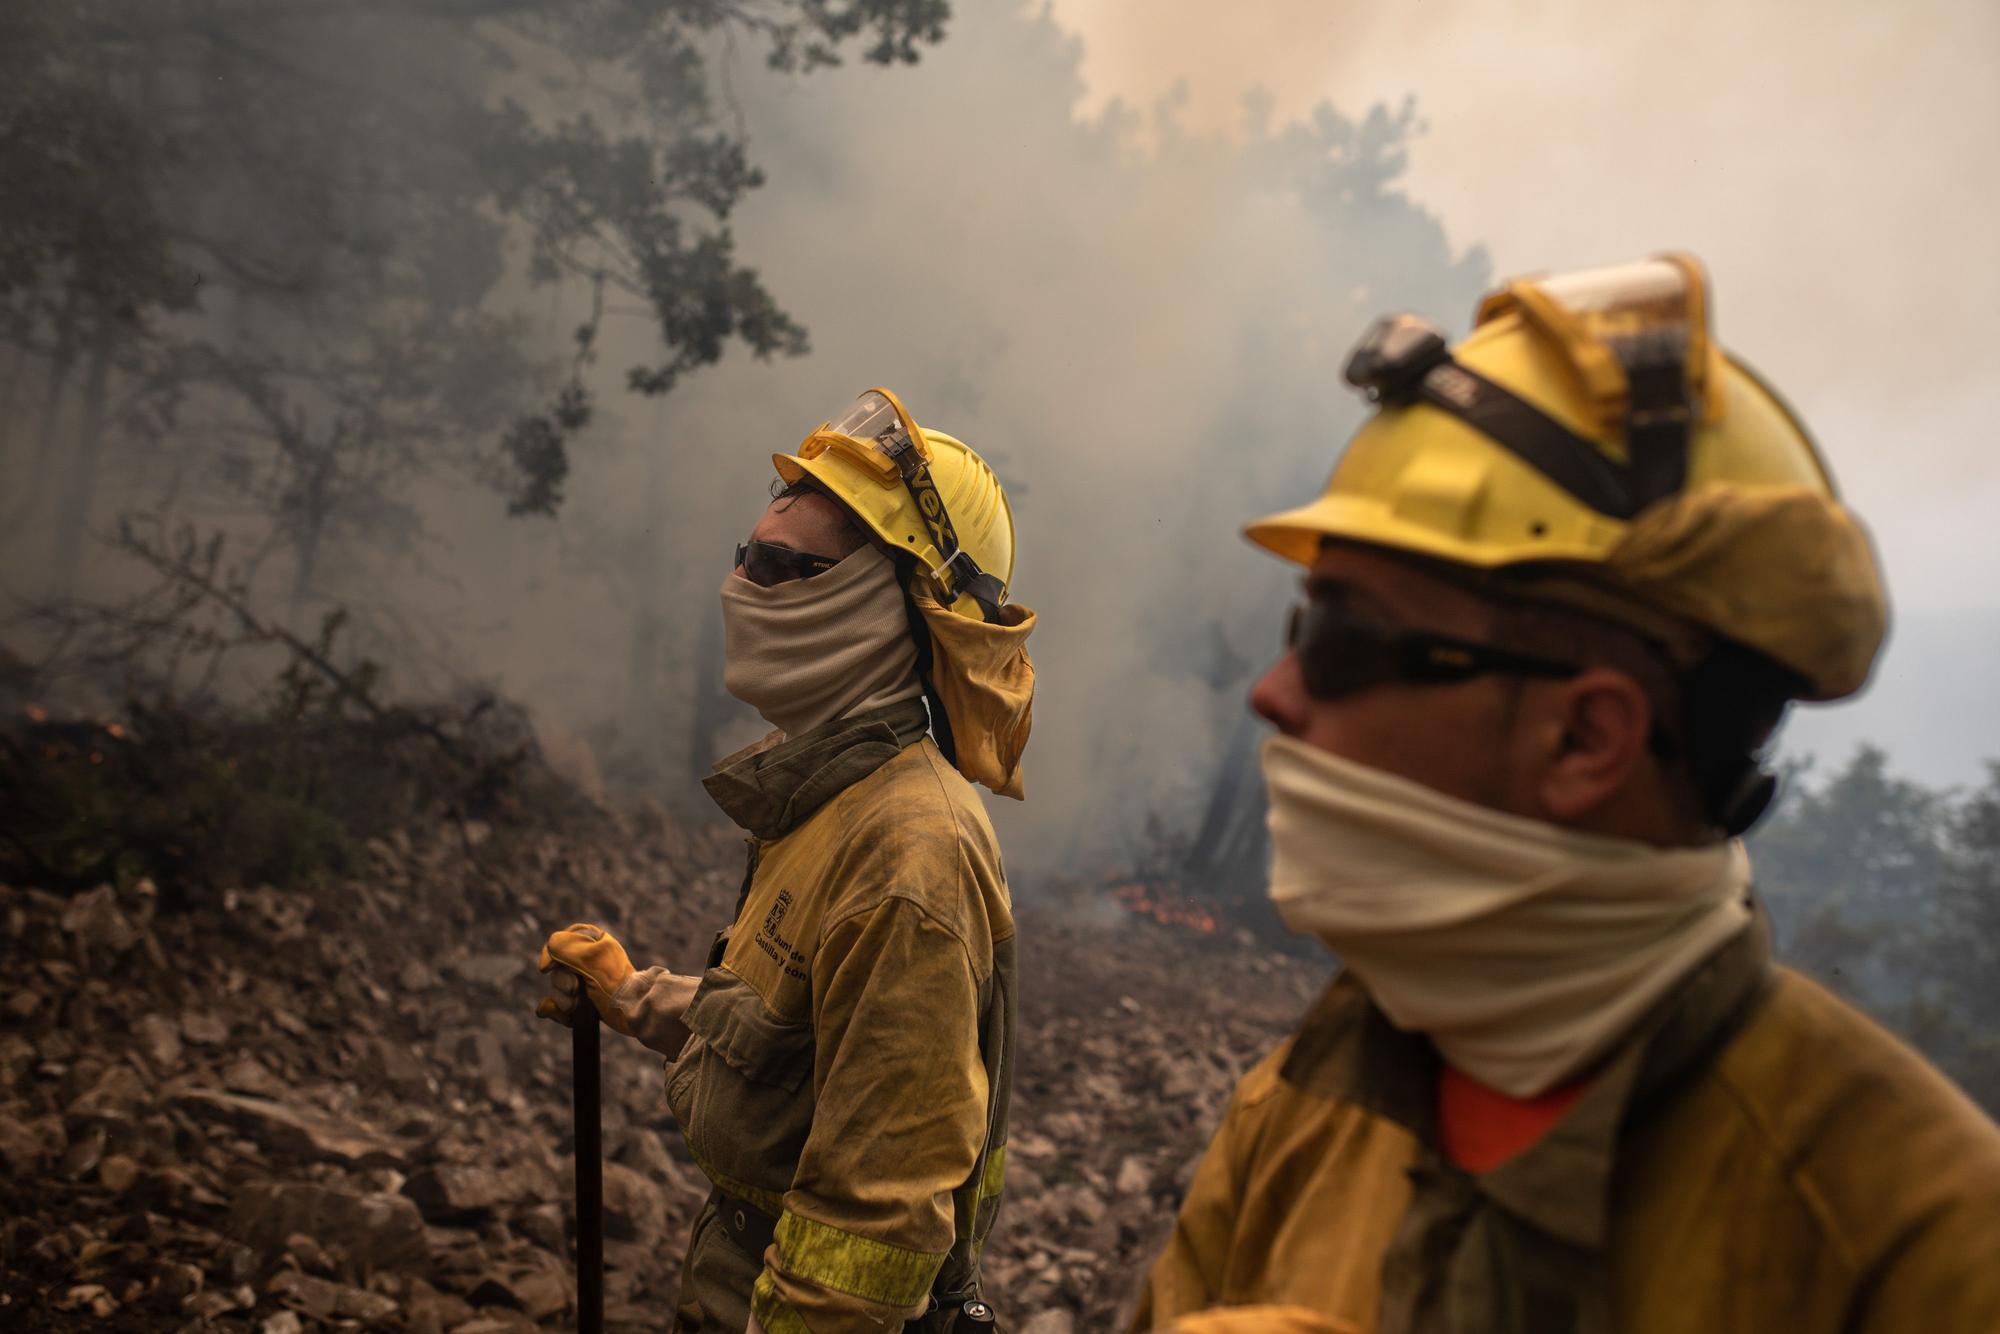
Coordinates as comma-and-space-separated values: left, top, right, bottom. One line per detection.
1, 800, 1321, 1330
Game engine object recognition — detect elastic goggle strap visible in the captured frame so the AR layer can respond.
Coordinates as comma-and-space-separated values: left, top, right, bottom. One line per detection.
1347, 317, 1690, 521
875, 427, 1006, 622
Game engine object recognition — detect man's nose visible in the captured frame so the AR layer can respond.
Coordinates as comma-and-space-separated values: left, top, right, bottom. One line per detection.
1249, 651, 1311, 737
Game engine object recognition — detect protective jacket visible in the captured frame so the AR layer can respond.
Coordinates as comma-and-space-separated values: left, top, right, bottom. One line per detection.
668, 698, 1015, 1333
1134, 919, 2000, 1333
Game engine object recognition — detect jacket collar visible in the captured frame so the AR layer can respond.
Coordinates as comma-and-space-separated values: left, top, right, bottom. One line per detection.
702, 698, 932, 841
1281, 907, 1776, 1250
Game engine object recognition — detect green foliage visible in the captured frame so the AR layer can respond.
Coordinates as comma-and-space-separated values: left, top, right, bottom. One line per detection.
0, 0, 951, 569
0, 3, 198, 327
1753, 746, 2000, 1110
0, 707, 361, 903
0, 600, 559, 907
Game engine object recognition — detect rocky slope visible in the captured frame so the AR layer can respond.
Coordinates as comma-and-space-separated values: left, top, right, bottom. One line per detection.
0, 801, 1322, 1332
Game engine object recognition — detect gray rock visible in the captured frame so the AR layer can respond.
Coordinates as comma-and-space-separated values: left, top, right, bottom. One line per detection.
58, 1122, 105, 1178
1018, 1309, 1076, 1334
0, 1111, 63, 1175
181, 1010, 231, 1045
220, 1054, 287, 1098
1064, 1184, 1107, 1226
59, 886, 139, 954
231, 1180, 428, 1271
134, 1013, 184, 1070
283, 1231, 338, 1275
68, 1063, 148, 1121
171, 1088, 412, 1166
266, 1270, 398, 1321
511, 1202, 566, 1254
402, 1164, 528, 1221
467, 1258, 567, 1319
613, 1126, 693, 1196
451, 954, 526, 988
601, 1160, 666, 1243
96, 1153, 141, 1194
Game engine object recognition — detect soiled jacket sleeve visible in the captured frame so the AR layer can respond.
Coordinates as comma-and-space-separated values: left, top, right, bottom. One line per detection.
612, 965, 699, 1057
750, 895, 990, 1333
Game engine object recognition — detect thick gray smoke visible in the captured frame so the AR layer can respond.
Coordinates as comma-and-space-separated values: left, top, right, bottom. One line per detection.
1048, 0, 2000, 790
11, 0, 1987, 881
417, 2, 1488, 871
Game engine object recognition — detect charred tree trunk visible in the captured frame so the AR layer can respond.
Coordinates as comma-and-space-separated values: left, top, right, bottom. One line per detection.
0, 345, 30, 448
686, 591, 728, 783
624, 436, 670, 769
27, 291, 81, 505
51, 318, 115, 593
1184, 711, 1270, 899
289, 457, 330, 618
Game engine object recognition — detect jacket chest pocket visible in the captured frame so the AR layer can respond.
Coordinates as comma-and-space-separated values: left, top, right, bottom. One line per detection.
665, 967, 817, 1190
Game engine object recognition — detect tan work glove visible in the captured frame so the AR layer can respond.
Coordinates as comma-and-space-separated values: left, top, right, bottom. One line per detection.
536, 923, 637, 1037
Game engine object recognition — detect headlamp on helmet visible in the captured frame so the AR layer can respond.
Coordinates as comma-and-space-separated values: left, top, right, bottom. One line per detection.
1344, 314, 1451, 406
1339, 254, 1724, 522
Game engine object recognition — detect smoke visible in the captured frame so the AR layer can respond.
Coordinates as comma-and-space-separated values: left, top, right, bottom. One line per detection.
413, 2, 1490, 870
11, 0, 1990, 879
1045, 0, 2000, 785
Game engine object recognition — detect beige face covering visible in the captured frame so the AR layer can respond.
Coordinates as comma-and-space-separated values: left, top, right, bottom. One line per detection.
1261, 734, 1753, 1097
719, 545, 922, 740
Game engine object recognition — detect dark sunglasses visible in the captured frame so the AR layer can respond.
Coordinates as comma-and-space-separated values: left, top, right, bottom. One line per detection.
1286, 597, 1582, 700
734, 540, 841, 587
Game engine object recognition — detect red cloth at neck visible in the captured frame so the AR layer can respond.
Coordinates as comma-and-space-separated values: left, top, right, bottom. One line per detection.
1438, 1064, 1591, 1173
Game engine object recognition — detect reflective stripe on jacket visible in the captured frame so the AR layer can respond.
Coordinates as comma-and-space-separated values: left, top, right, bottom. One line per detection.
1135, 920, 2000, 1333
669, 700, 1015, 1333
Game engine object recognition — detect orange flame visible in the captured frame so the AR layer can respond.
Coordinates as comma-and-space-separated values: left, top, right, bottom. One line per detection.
1109, 881, 1218, 935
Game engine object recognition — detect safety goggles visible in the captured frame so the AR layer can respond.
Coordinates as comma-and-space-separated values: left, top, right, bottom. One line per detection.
734, 540, 840, 588
1285, 595, 1581, 700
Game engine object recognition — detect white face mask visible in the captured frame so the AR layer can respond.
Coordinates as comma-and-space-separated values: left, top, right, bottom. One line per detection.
718, 545, 922, 741
1261, 734, 1753, 1096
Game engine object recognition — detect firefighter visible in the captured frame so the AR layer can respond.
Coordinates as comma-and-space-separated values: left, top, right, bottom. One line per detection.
1136, 258, 2000, 1332
537, 389, 1033, 1333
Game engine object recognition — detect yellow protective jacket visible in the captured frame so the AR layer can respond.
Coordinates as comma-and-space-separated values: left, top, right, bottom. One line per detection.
1135, 919, 2000, 1333
668, 699, 1014, 1334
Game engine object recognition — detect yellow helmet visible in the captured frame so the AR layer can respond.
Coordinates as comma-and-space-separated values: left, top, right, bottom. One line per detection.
775, 387, 1015, 622
1247, 255, 1888, 701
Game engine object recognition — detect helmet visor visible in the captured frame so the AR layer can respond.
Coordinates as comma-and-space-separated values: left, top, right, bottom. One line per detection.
799, 388, 928, 478
1534, 257, 1696, 367
824, 391, 907, 447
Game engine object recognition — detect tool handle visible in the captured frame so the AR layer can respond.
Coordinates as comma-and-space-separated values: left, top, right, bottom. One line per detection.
573, 988, 604, 1334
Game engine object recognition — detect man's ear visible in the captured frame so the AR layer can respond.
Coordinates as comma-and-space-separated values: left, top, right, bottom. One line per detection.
1538, 668, 1655, 823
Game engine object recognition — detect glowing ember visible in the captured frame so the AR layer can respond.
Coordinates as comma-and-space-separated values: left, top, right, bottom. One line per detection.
1108, 881, 1218, 935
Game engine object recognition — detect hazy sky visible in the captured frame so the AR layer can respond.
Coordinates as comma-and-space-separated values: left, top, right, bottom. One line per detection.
1043, 0, 2000, 783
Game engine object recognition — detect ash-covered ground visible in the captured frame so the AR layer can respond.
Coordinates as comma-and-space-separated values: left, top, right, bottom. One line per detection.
0, 796, 1321, 1333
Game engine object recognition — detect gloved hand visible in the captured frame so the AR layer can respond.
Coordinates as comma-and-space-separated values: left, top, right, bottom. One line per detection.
536, 923, 637, 1036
